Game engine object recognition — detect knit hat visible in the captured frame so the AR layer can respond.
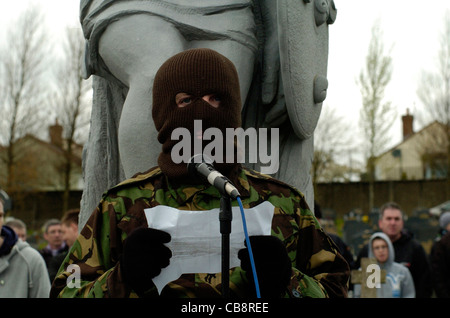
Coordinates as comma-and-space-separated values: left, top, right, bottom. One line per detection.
439, 211, 450, 230
152, 48, 242, 180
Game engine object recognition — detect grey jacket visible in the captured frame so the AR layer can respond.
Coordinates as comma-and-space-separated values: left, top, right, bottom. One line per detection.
354, 232, 416, 298
0, 239, 51, 298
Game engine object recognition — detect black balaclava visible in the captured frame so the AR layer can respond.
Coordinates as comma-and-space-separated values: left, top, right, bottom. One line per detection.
152, 48, 242, 181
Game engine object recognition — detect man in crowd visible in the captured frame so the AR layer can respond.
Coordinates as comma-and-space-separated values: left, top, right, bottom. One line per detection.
5, 217, 27, 242
40, 218, 68, 268
430, 211, 450, 297
47, 209, 80, 282
0, 198, 51, 297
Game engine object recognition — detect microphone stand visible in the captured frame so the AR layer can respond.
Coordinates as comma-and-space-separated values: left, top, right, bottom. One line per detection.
219, 195, 232, 298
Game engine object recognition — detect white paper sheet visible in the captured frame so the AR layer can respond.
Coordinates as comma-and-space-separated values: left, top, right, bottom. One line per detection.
144, 201, 275, 294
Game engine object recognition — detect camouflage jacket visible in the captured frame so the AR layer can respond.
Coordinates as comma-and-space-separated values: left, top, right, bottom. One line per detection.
50, 166, 349, 298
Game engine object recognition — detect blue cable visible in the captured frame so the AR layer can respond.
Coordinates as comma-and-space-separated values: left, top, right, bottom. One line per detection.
236, 196, 261, 298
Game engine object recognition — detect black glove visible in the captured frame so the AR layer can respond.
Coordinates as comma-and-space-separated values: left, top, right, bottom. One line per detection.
238, 235, 292, 298
120, 228, 172, 295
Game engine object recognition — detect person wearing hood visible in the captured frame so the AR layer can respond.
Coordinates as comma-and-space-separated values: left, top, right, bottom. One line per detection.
430, 211, 450, 297
0, 198, 51, 297
354, 232, 415, 298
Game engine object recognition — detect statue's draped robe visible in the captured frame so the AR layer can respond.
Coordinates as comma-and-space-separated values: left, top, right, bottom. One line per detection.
79, 0, 336, 227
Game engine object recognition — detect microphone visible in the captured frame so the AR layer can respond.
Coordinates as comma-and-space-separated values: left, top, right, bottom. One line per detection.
187, 154, 241, 199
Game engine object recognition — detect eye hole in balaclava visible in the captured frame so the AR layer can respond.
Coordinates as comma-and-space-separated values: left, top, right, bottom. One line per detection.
152, 48, 242, 180
176, 93, 222, 109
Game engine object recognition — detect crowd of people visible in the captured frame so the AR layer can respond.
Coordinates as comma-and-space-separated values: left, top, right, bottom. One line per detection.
0, 200, 79, 298
312, 201, 449, 298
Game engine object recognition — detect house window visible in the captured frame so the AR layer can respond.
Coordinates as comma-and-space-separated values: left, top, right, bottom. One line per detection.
424, 154, 448, 179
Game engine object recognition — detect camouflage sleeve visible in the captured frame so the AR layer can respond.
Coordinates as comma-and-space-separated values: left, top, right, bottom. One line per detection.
231, 175, 349, 298
50, 195, 150, 298
284, 193, 350, 298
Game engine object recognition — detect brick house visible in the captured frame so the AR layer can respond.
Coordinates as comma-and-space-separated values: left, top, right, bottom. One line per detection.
0, 122, 83, 192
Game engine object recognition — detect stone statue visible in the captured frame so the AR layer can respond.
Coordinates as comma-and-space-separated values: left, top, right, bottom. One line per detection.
78, 0, 337, 228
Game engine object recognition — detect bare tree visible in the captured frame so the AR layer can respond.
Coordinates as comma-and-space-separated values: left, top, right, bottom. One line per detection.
312, 104, 359, 186
0, 5, 51, 192
357, 20, 396, 210
416, 11, 450, 195
51, 26, 92, 213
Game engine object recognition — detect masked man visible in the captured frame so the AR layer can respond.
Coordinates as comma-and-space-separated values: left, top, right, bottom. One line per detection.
50, 48, 348, 298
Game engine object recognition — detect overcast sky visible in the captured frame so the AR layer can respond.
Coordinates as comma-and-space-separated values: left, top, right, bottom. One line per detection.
2, 0, 450, 153
327, 0, 450, 148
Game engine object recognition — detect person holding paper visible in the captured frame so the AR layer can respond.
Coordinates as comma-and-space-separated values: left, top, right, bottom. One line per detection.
50, 48, 349, 298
